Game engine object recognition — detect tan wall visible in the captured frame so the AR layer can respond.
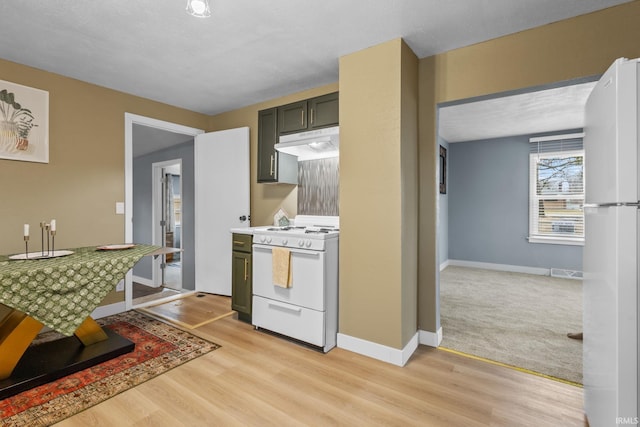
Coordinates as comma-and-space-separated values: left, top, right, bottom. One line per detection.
418, 1, 640, 332
339, 39, 417, 349
0, 59, 209, 305
400, 41, 419, 345
208, 83, 338, 227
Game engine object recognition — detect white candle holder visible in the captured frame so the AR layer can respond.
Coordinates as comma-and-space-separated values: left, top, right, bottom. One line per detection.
10, 220, 72, 260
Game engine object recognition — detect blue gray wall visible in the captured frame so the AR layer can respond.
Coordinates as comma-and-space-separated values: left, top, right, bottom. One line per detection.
447, 133, 582, 271
132, 141, 195, 290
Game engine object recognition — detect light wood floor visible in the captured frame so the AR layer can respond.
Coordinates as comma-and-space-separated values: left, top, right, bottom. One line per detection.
55, 296, 586, 427
139, 293, 235, 329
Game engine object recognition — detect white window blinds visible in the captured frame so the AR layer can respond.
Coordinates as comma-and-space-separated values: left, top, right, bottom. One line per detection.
529, 133, 584, 245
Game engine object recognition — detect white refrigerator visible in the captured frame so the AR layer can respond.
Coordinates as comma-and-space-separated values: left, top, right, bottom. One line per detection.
583, 57, 639, 427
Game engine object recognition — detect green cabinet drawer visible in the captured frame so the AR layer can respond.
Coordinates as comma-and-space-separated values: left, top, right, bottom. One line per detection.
232, 233, 252, 253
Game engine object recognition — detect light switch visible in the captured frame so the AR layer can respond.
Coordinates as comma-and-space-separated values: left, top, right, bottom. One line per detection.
115, 202, 125, 214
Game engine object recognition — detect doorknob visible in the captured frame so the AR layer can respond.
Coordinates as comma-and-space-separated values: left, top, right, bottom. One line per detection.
239, 215, 247, 222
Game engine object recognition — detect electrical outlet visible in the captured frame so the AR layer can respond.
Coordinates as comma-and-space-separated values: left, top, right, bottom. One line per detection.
116, 280, 124, 292
115, 202, 125, 215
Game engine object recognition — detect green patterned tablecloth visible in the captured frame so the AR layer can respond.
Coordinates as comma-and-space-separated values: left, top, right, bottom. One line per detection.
0, 244, 159, 336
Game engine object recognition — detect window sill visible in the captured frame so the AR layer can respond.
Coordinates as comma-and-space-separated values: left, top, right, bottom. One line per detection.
528, 236, 584, 246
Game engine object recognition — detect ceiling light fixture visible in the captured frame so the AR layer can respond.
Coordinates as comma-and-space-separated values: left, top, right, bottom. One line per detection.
186, 0, 211, 18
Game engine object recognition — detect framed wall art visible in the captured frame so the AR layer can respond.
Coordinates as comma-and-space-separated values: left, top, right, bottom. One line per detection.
0, 79, 49, 163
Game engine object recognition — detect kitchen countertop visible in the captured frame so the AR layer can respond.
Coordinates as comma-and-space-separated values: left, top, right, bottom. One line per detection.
230, 227, 258, 235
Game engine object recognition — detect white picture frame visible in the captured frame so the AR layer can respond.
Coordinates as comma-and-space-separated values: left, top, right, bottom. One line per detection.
0, 79, 49, 163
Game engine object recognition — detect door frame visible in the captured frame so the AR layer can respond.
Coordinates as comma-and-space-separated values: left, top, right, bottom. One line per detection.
124, 113, 204, 310
152, 159, 183, 289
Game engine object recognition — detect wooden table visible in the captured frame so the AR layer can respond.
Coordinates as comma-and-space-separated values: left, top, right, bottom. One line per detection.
0, 244, 160, 398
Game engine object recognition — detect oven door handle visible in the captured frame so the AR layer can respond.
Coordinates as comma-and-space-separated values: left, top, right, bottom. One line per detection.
268, 301, 302, 313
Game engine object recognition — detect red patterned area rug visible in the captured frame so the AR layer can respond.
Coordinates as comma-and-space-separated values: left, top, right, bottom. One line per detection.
0, 311, 220, 426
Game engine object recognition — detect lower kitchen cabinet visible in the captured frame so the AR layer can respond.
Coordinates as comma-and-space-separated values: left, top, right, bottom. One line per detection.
231, 233, 252, 323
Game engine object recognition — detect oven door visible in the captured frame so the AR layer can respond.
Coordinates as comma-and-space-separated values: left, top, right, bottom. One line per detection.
252, 243, 325, 311
253, 296, 326, 347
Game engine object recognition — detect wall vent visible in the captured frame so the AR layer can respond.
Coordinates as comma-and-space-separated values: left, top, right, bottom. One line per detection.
550, 268, 583, 280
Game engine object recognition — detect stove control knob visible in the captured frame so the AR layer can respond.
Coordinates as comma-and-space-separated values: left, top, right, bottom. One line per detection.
267, 237, 272, 244
305, 240, 312, 248
282, 239, 288, 245
298, 240, 304, 247
260, 236, 266, 243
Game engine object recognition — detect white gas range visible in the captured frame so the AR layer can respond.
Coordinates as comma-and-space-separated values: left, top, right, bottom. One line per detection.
252, 215, 339, 352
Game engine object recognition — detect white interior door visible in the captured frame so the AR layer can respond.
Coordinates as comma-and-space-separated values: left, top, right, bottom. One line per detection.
152, 160, 182, 290
194, 127, 250, 295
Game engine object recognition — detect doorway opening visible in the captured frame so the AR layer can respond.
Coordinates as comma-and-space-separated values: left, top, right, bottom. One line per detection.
124, 113, 204, 310
132, 159, 184, 305
435, 77, 597, 384
154, 160, 182, 292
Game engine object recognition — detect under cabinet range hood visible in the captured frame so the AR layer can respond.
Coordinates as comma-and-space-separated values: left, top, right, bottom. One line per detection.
275, 126, 339, 161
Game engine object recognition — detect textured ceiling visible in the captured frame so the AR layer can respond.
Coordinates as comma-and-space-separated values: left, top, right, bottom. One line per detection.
0, 0, 630, 116
439, 81, 597, 143
132, 80, 599, 153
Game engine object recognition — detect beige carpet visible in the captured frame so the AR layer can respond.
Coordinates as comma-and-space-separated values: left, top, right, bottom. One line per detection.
439, 266, 582, 384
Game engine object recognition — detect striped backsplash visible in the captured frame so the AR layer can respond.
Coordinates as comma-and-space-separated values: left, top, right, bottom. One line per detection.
297, 157, 339, 216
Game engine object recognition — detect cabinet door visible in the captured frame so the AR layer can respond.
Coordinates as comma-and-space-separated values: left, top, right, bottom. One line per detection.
257, 108, 278, 182
309, 92, 339, 130
231, 250, 252, 318
278, 100, 307, 134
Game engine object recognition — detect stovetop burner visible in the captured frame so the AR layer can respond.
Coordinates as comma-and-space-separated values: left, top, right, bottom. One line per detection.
265, 225, 340, 233
305, 228, 339, 234
254, 222, 339, 246
256, 224, 339, 239
266, 226, 306, 231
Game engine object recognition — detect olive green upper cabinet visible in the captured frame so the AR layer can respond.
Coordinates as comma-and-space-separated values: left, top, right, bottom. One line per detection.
308, 92, 339, 130
278, 100, 307, 134
278, 92, 339, 135
257, 108, 297, 184
257, 108, 277, 182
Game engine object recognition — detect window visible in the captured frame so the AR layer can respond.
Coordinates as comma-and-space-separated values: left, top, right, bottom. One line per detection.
529, 134, 584, 245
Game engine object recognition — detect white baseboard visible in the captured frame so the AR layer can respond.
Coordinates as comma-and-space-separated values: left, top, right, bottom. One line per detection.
418, 327, 443, 348
132, 275, 157, 287
446, 259, 550, 276
337, 332, 419, 367
439, 259, 450, 272
91, 301, 127, 319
